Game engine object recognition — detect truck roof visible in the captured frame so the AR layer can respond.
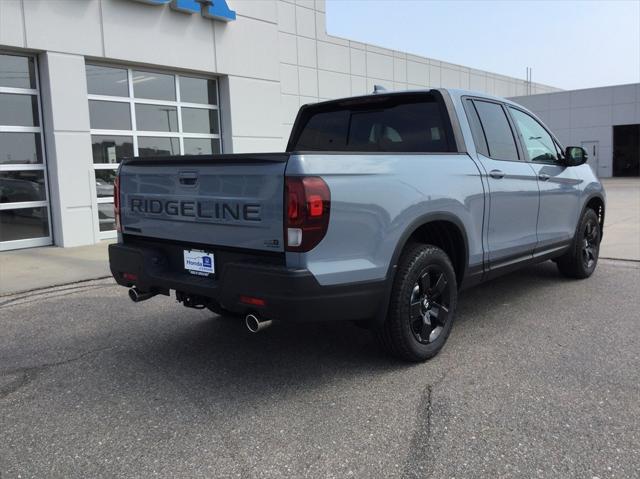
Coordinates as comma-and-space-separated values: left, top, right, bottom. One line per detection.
303, 88, 523, 109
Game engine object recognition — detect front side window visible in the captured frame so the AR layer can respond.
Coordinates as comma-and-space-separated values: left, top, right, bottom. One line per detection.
86, 64, 221, 236
472, 100, 519, 161
509, 108, 559, 163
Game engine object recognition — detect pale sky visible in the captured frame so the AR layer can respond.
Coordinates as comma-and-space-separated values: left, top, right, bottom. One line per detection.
325, 0, 640, 90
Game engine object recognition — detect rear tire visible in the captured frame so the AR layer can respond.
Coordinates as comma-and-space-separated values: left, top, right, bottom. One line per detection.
557, 208, 601, 279
377, 244, 457, 362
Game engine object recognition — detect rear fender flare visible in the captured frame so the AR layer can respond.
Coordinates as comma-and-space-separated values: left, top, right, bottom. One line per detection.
373, 212, 470, 326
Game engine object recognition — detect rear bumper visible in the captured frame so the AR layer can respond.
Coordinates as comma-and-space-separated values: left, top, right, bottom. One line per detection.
109, 242, 386, 322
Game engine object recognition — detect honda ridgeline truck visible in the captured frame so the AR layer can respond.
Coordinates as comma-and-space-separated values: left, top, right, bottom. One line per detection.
109, 89, 605, 362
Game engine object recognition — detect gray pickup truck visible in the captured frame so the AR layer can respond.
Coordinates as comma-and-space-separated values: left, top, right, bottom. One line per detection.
109, 89, 605, 362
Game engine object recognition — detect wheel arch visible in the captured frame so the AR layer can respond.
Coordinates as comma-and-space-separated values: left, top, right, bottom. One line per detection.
583, 193, 606, 238
374, 213, 470, 325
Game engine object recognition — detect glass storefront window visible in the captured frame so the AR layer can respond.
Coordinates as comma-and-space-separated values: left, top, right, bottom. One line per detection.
97, 202, 115, 232
0, 132, 43, 164
95, 170, 117, 198
138, 137, 180, 157
0, 52, 51, 251
180, 76, 217, 105
86, 63, 221, 236
91, 135, 134, 164
184, 138, 221, 156
0, 171, 47, 203
89, 100, 131, 130
0, 54, 36, 89
85, 64, 129, 97
132, 70, 176, 101
182, 108, 219, 134
0, 94, 39, 127
0, 207, 50, 242
135, 104, 179, 132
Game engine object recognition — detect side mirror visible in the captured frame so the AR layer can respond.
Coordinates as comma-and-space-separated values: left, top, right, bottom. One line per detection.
563, 146, 588, 167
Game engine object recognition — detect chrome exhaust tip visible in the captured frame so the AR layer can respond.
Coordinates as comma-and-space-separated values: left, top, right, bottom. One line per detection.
128, 287, 155, 303
245, 313, 272, 333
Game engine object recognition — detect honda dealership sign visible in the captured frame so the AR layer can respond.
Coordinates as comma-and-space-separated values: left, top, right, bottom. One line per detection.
131, 0, 236, 22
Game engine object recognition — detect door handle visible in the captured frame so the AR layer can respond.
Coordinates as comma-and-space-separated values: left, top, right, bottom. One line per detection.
489, 169, 505, 179
178, 171, 198, 186
538, 173, 550, 181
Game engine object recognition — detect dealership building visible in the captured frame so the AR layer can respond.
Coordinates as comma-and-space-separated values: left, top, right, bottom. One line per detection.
512, 85, 640, 179
0, 0, 633, 252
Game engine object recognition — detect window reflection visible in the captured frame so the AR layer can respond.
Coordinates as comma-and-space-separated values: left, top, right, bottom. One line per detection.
89, 100, 131, 130
138, 137, 180, 157
180, 76, 217, 105
184, 138, 221, 155
0, 132, 42, 164
132, 70, 176, 101
0, 207, 49, 241
91, 135, 133, 163
0, 54, 36, 89
0, 94, 39, 127
86, 64, 129, 97
0, 171, 46, 203
95, 170, 117, 198
182, 108, 219, 134
98, 203, 115, 232
135, 104, 178, 132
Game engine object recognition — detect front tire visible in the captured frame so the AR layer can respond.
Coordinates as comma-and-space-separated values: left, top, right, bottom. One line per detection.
557, 208, 601, 279
377, 244, 457, 362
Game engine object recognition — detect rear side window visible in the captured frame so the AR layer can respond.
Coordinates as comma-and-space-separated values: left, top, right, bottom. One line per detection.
473, 100, 519, 161
464, 99, 489, 157
288, 94, 455, 153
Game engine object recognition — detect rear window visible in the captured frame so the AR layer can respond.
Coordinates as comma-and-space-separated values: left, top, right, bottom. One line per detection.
288, 93, 455, 153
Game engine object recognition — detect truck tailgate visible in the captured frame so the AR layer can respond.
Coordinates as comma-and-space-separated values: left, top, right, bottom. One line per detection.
118, 154, 288, 252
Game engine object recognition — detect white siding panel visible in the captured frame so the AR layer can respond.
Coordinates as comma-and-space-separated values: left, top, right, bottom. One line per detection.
24, 0, 103, 56
0, 0, 25, 48
366, 52, 394, 81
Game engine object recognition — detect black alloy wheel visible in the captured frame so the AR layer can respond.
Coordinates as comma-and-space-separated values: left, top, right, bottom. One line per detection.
409, 265, 451, 345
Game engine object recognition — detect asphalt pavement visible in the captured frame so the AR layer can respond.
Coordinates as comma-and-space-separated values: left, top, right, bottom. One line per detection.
1, 259, 639, 478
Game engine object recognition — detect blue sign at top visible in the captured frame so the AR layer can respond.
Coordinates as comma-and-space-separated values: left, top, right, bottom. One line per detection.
131, 0, 236, 22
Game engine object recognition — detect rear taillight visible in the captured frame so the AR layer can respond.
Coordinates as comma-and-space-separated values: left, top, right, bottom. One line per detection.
114, 174, 121, 232
285, 176, 330, 252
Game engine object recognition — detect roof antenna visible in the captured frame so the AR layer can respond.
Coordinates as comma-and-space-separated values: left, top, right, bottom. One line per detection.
372, 84, 387, 94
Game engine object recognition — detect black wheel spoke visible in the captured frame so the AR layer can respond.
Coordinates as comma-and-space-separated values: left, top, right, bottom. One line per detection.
419, 272, 430, 295
420, 321, 432, 343
430, 302, 449, 325
410, 300, 422, 320
432, 273, 447, 296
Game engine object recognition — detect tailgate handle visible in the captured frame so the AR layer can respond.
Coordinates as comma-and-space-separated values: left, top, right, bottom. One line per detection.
179, 171, 198, 186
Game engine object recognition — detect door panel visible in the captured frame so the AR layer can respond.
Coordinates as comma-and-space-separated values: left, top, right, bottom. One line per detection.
465, 99, 540, 270
508, 106, 581, 253
528, 163, 581, 251
476, 154, 540, 266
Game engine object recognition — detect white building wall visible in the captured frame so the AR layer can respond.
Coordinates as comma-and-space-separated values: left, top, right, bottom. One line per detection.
511, 84, 640, 178
276, 0, 559, 145
0, 0, 560, 247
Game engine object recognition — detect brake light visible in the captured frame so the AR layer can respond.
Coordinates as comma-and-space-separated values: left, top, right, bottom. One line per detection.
285, 176, 330, 252
114, 174, 121, 232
